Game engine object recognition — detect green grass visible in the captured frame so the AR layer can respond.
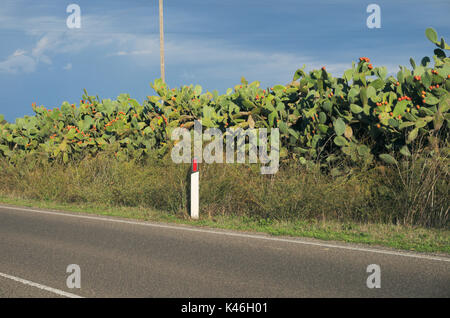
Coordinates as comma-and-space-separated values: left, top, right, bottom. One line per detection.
0, 155, 448, 254
0, 195, 448, 254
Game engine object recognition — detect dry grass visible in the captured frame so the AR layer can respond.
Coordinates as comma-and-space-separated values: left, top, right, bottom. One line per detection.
0, 150, 447, 228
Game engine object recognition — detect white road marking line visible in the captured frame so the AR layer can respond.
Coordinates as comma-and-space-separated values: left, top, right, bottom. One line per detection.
0, 272, 83, 298
1, 204, 450, 263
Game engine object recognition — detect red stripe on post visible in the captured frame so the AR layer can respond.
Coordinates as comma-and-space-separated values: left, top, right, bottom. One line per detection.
192, 158, 198, 173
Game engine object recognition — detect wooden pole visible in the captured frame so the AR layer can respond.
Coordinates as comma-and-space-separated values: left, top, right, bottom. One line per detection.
159, 0, 165, 83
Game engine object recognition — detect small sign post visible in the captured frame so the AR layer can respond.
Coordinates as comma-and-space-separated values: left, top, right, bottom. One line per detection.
190, 158, 199, 219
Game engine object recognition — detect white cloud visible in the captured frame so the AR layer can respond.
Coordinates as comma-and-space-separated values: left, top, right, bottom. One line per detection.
32, 36, 50, 57
110, 49, 153, 57
63, 63, 72, 71
0, 35, 53, 74
0, 4, 401, 82
0, 50, 36, 74
12, 49, 27, 57
0, 5, 342, 81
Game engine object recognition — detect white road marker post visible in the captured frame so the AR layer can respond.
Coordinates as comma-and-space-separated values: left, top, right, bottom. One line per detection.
190, 158, 199, 219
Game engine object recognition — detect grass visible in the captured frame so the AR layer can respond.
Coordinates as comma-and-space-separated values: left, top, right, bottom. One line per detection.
0, 194, 448, 254
0, 154, 448, 254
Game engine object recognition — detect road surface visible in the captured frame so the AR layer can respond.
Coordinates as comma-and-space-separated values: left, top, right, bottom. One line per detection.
0, 204, 449, 298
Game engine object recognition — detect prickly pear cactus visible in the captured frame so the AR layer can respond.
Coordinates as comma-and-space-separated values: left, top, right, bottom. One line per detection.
0, 28, 448, 167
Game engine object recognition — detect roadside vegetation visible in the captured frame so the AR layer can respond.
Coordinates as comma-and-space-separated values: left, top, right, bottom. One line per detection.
0, 152, 448, 253
0, 28, 448, 253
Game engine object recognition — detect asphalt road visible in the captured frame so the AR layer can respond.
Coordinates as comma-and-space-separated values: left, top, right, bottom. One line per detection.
0, 204, 449, 298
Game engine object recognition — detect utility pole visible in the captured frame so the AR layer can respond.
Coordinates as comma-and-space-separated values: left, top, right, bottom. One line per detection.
159, 0, 165, 83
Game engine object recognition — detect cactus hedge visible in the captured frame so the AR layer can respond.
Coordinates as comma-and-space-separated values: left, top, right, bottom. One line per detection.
0, 28, 449, 167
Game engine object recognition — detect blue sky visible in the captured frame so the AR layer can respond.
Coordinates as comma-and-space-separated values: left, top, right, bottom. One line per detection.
0, 0, 449, 121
